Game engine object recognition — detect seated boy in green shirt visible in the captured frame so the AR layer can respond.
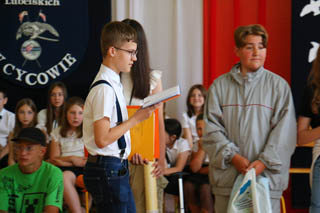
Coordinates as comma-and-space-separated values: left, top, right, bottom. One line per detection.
0, 127, 63, 213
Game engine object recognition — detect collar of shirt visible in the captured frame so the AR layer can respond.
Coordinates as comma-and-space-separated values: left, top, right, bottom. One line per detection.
0, 108, 5, 118
99, 64, 122, 89
167, 139, 179, 151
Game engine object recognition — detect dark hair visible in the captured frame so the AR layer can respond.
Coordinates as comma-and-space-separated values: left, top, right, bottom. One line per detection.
46, 81, 67, 134
13, 98, 38, 137
196, 113, 203, 122
122, 19, 151, 100
186, 84, 207, 117
309, 46, 320, 114
100, 21, 137, 58
60, 97, 84, 138
234, 24, 268, 48
0, 87, 7, 98
164, 118, 182, 139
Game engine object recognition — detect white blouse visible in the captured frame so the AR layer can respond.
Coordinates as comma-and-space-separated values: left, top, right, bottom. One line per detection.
36, 109, 59, 131
36, 109, 59, 144
51, 127, 84, 157
181, 112, 199, 146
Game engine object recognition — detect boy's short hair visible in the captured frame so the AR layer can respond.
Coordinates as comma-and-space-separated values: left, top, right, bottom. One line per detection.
164, 118, 182, 139
100, 21, 137, 58
196, 113, 203, 122
234, 24, 268, 48
0, 87, 7, 98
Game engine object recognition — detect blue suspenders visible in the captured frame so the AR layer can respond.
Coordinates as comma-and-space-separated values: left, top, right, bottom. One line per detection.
90, 80, 126, 159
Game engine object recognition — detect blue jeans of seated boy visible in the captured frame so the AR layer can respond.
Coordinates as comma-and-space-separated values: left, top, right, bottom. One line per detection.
84, 157, 136, 213
310, 156, 320, 213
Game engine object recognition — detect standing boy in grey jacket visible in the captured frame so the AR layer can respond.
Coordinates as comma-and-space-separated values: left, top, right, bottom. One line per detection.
203, 24, 296, 213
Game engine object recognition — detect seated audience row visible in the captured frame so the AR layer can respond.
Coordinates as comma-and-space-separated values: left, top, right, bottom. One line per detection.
0, 87, 88, 212
0, 83, 213, 213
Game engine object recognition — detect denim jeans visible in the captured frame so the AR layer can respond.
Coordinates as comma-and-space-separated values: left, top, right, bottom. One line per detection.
84, 156, 136, 213
310, 156, 320, 213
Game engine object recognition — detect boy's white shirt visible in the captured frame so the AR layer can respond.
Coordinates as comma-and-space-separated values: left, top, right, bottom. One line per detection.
166, 137, 191, 166
83, 64, 131, 158
0, 108, 15, 147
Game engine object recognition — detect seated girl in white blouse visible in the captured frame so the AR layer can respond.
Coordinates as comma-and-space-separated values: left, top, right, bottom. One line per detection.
49, 97, 89, 212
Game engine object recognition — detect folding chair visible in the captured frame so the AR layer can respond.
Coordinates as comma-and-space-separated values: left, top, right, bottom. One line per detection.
75, 174, 89, 213
166, 172, 189, 213
76, 147, 90, 213
281, 195, 286, 213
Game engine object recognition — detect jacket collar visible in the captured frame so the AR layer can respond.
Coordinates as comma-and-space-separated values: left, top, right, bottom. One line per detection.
230, 63, 264, 85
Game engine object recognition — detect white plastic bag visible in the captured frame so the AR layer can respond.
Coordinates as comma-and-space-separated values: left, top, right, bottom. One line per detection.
227, 168, 272, 213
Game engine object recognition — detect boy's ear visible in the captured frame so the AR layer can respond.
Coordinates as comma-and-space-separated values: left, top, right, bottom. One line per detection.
3, 97, 8, 105
170, 135, 177, 142
40, 146, 47, 158
108, 46, 117, 57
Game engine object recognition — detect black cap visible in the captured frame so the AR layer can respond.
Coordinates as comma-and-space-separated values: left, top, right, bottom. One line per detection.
12, 127, 46, 146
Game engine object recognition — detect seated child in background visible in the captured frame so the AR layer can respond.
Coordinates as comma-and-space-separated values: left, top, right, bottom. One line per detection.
37, 81, 67, 143
164, 118, 191, 177
164, 118, 191, 211
8, 98, 37, 165
0, 88, 15, 168
181, 84, 207, 149
184, 114, 214, 213
49, 97, 90, 212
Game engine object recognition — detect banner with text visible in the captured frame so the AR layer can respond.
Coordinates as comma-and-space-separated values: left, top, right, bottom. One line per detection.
0, 0, 88, 88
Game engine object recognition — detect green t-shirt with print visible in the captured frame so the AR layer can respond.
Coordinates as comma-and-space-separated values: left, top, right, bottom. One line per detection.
0, 161, 63, 212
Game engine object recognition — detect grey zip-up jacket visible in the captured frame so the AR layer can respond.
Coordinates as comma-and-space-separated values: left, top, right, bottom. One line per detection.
203, 64, 296, 199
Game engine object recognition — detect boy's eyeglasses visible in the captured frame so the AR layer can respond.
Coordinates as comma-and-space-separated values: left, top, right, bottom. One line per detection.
16, 145, 38, 152
114, 47, 138, 58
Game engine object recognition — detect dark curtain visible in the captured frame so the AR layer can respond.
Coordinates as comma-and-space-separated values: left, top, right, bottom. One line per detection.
290, 0, 320, 208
